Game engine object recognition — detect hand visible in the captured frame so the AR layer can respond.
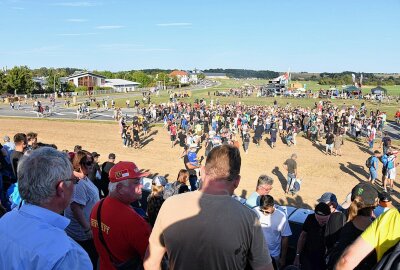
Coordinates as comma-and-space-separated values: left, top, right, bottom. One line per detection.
293, 254, 300, 267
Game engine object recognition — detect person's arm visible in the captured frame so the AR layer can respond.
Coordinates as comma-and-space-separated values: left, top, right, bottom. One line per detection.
293, 231, 307, 266
335, 237, 374, 270
279, 236, 289, 268
70, 202, 92, 237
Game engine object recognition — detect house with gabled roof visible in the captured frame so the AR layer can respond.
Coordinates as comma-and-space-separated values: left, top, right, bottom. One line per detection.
67, 71, 106, 91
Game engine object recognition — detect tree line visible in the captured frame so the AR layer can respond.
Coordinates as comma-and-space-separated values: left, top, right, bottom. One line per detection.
1, 66, 398, 95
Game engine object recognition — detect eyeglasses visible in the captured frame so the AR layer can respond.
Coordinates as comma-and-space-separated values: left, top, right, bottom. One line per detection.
63, 178, 80, 185
259, 208, 272, 215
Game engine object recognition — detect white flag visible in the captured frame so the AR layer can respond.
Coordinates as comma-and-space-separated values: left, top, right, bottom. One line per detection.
352, 74, 356, 83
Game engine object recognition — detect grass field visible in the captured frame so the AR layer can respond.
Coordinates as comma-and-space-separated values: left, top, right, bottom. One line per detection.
112, 79, 400, 121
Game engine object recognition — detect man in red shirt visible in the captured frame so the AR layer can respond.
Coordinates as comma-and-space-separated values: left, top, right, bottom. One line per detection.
90, 161, 151, 270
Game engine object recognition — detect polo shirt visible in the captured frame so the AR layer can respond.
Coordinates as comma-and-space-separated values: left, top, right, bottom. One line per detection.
0, 204, 92, 270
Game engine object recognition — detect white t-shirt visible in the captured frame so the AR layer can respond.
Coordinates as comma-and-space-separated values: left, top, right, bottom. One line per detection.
254, 207, 292, 257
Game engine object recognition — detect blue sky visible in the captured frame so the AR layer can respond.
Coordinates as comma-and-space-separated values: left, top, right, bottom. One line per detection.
0, 0, 399, 73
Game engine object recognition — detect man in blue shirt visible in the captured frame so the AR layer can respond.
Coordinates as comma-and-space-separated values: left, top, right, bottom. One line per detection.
246, 175, 274, 209
368, 150, 380, 185
0, 147, 92, 270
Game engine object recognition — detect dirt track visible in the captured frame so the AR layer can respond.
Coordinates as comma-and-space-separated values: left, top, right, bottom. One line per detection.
1, 118, 399, 208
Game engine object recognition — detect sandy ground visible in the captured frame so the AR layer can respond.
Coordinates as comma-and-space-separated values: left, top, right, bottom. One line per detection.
1, 118, 399, 209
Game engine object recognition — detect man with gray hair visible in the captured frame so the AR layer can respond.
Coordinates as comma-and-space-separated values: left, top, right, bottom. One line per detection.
90, 161, 151, 270
246, 174, 274, 208
0, 147, 92, 269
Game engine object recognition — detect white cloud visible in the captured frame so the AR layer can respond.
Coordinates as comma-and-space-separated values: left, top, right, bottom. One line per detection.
96, 25, 124, 29
53, 2, 99, 7
66, 18, 87, 22
156, 23, 192, 27
57, 32, 97, 36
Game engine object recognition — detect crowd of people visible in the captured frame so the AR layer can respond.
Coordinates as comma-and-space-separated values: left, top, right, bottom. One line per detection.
0, 122, 399, 270
0, 98, 399, 269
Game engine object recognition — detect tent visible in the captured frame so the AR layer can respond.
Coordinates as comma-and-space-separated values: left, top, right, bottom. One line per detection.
371, 86, 387, 95
343, 85, 361, 94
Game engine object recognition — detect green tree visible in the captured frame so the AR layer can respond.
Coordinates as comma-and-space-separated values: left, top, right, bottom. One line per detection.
0, 70, 7, 94
197, 73, 205, 80
131, 71, 152, 87
6, 66, 34, 94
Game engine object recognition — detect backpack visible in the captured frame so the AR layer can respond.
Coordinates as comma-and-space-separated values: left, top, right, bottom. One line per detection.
366, 156, 374, 168
163, 181, 182, 200
373, 241, 400, 270
381, 154, 388, 168
386, 156, 395, 170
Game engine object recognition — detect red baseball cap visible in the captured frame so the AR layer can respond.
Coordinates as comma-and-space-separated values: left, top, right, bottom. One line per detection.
109, 161, 149, 183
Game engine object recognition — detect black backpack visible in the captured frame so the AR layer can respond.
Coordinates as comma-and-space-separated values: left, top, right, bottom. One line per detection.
373, 241, 400, 270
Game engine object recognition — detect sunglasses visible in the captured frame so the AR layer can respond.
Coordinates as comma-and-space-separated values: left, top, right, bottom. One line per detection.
259, 208, 272, 215
63, 178, 80, 185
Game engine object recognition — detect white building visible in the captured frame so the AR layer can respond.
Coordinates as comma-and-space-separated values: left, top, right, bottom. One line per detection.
67, 71, 106, 90
102, 79, 140, 92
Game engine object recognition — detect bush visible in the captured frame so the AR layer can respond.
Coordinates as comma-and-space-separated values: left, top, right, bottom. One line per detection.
75, 86, 88, 92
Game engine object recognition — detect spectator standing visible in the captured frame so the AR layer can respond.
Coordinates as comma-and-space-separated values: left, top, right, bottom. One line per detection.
10, 133, 27, 181
0, 147, 92, 269
90, 161, 151, 270
293, 202, 331, 270
336, 208, 400, 270
64, 150, 100, 268
379, 131, 391, 155
147, 176, 166, 227
26, 132, 38, 150
384, 150, 398, 193
246, 175, 274, 209
183, 144, 200, 191
283, 153, 298, 194
368, 150, 380, 185
100, 153, 116, 198
144, 145, 274, 270
254, 195, 292, 269
88, 152, 101, 192
325, 131, 335, 155
326, 183, 378, 269
373, 192, 392, 218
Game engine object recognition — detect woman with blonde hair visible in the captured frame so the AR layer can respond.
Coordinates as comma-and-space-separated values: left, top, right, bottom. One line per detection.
147, 176, 167, 227
326, 183, 378, 269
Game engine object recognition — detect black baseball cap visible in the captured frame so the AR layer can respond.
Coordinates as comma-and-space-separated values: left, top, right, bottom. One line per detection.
315, 202, 331, 216
351, 183, 378, 205
91, 152, 100, 158
378, 192, 392, 202
108, 153, 116, 159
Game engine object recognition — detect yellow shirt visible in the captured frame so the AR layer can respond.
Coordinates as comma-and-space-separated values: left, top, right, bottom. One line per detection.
361, 208, 400, 261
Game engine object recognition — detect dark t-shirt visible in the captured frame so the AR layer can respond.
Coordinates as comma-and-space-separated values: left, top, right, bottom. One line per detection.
88, 163, 100, 183
325, 211, 346, 250
326, 133, 335, 144
101, 161, 115, 182
184, 155, 196, 176
178, 132, 187, 147
302, 214, 326, 258
284, 158, 297, 174
11, 151, 24, 181
382, 136, 391, 147
327, 221, 377, 269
